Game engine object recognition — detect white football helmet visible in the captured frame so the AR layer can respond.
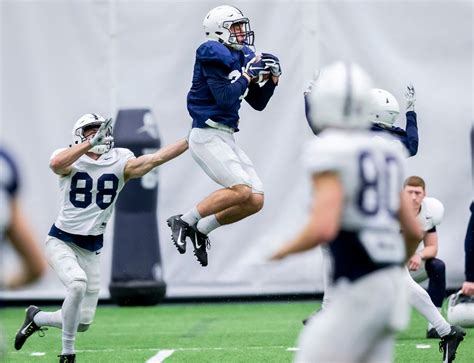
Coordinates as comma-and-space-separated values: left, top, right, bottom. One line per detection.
447, 291, 474, 328
203, 5, 254, 50
72, 113, 113, 154
304, 61, 373, 134
368, 88, 400, 128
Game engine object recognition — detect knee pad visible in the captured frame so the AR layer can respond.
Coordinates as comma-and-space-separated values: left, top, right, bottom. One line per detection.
67, 280, 87, 299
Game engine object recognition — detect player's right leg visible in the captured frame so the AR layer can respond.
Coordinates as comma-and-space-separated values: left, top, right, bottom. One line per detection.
45, 237, 86, 356
405, 268, 452, 337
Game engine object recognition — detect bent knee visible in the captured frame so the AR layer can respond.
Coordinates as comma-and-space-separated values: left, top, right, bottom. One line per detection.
68, 280, 87, 298
231, 184, 253, 203
249, 193, 264, 212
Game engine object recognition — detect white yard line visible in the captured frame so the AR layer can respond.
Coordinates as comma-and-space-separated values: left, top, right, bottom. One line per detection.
146, 349, 175, 363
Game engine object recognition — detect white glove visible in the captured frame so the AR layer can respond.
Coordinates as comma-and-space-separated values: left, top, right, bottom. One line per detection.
89, 118, 113, 147
405, 83, 416, 112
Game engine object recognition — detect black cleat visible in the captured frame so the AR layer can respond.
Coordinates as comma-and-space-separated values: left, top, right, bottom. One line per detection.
439, 325, 466, 363
167, 214, 190, 254
14, 305, 45, 350
189, 226, 211, 267
58, 354, 76, 363
426, 327, 441, 339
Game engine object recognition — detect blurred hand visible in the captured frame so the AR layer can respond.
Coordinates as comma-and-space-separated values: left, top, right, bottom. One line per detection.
462, 281, 474, 296
405, 83, 416, 112
407, 253, 422, 271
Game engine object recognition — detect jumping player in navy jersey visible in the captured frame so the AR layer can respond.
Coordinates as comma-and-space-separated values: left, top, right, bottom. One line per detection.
167, 5, 281, 267
13, 114, 187, 363
369, 85, 419, 157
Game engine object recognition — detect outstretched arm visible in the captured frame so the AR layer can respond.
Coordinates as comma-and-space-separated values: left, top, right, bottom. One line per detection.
403, 111, 419, 156
124, 138, 188, 181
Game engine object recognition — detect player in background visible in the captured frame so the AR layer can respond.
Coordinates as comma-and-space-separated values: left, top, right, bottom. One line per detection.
167, 5, 281, 267
13, 114, 188, 363
0, 146, 47, 359
403, 176, 451, 339
369, 85, 419, 157
0, 146, 46, 288
271, 61, 424, 362
304, 82, 419, 323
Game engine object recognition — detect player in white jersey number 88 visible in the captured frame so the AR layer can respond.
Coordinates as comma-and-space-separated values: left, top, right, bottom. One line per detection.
270, 61, 424, 363
13, 113, 188, 363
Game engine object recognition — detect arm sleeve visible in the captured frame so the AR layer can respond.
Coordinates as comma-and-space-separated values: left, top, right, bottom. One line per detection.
202, 63, 249, 108
403, 111, 419, 156
465, 202, 474, 281
244, 79, 277, 111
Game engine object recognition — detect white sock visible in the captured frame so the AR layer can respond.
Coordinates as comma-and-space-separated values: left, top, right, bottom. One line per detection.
34, 310, 63, 329
181, 206, 202, 226
197, 215, 221, 235
61, 280, 87, 354
427, 308, 442, 331
406, 275, 451, 337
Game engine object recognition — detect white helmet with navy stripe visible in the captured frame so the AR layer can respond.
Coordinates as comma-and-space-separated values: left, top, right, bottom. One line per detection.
304, 61, 373, 135
368, 88, 400, 128
72, 113, 113, 154
203, 5, 254, 50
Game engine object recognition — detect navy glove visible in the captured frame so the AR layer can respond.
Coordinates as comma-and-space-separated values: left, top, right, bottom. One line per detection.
261, 52, 282, 77
244, 56, 270, 83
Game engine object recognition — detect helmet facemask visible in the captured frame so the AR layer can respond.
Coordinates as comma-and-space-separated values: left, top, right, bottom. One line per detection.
223, 19, 254, 50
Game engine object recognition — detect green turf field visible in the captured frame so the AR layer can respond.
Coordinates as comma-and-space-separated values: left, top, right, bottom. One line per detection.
1, 301, 472, 362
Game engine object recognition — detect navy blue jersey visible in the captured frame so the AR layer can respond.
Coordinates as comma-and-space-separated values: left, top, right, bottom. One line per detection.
187, 40, 276, 131
371, 111, 418, 157
0, 147, 20, 237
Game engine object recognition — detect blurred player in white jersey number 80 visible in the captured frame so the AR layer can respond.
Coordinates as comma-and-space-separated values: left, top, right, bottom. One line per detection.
270, 61, 424, 362
14, 113, 188, 363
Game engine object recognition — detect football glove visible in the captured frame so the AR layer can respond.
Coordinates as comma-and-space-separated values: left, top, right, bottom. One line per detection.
89, 118, 113, 147
405, 83, 416, 112
244, 56, 270, 83
261, 53, 282, 77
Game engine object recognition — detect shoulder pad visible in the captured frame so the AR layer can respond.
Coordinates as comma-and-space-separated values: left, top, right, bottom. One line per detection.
424, 197, 444, 226
196, 41, 233, 68
114, 147, 136, 160
302, 132, 345, 175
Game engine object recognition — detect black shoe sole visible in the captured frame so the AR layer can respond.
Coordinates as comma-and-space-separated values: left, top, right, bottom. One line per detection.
193, 250, 208, 267
167, 218, 186, 254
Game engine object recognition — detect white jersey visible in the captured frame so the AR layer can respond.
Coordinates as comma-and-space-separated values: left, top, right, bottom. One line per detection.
51, 147, 135, 236
303, 129, 408, 265
417, 197, 444, 232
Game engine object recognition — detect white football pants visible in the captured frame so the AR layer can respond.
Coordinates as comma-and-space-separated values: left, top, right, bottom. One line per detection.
295, 267, 409, 363
188, 127, 264, 193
